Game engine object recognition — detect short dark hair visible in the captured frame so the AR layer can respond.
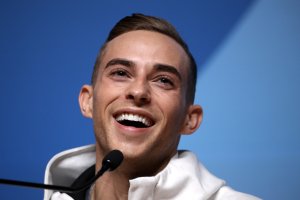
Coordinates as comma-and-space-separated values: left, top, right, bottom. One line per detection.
91, 13, 197, 104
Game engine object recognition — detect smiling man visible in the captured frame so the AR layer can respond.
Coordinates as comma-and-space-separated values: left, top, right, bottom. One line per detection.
44, 13, 260, 200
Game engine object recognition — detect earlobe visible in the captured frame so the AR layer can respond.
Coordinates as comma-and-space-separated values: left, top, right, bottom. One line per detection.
78, 85, 93, 118
181, 105, 203, 135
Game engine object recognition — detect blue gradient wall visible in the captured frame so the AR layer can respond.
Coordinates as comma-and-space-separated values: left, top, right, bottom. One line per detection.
180, 0, 300, 199
1, 0, 299, 199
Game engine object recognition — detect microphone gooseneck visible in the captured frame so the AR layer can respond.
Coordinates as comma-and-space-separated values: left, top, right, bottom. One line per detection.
0, 149, 124, 193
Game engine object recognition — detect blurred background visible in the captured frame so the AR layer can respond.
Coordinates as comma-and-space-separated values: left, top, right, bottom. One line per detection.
0, 0, 299, 199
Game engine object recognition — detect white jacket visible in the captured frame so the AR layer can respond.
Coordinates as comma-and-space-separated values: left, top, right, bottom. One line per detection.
44, 145, 260, 200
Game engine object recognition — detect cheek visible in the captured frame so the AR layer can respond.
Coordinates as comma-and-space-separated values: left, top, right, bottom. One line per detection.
155, 92, 187, 124
92, 82, 126, 122
94, 79, 122, 102
165, 91, 188, 125
154, 87, 186, 111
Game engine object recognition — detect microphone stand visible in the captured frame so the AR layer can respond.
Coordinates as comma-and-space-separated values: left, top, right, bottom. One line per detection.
0, 150, 123, 193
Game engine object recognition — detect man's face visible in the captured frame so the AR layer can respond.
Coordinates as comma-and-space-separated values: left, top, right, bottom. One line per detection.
81, 30, 200, 167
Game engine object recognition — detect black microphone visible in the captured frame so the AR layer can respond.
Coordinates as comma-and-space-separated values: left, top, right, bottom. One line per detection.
0, 149, 124, 193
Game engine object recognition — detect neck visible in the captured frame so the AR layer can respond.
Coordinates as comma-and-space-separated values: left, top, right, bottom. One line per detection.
93, 145, 176, 199
93, 170, 129, 200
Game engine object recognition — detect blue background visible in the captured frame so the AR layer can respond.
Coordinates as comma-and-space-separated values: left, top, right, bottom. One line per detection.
1, 0, 299, 199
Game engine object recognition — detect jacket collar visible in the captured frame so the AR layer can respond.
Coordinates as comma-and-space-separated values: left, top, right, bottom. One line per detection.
129, 150, 225, 199
44, 145, 225, 200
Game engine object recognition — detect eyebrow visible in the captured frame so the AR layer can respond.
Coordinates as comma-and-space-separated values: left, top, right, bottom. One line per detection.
105, 58, 135, 69
104, 58, 182, 81
154, 64, 182, 81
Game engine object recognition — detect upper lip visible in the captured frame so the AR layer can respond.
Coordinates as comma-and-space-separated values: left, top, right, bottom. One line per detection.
113, 108, 155, 127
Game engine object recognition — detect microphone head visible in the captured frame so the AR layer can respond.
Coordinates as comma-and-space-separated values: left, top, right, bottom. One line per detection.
102, 150, 124, 171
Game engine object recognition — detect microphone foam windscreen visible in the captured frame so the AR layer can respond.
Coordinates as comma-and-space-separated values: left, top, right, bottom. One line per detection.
102, 150, 124, 171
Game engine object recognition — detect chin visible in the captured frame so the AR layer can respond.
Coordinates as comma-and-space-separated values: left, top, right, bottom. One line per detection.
115, 144, 150, 160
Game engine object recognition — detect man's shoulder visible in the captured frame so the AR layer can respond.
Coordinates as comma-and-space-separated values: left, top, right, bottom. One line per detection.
175, 150, 261, 200
44, 144, 96, 200
210, 186, 261, 200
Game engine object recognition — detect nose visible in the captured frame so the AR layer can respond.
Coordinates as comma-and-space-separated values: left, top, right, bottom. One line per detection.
125, 80, 151, 106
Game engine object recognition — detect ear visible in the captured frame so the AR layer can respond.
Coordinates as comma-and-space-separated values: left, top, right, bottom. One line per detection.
78, 84, 93, 118
180, 105, 203, 135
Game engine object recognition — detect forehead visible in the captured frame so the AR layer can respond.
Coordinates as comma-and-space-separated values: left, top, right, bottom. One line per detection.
100, 30, 189, 76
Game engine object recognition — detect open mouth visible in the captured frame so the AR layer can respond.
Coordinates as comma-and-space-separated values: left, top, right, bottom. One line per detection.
115, 113, 154, 128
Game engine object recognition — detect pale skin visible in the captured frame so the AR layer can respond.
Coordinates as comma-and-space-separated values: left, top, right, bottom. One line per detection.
79, 30, 203, 199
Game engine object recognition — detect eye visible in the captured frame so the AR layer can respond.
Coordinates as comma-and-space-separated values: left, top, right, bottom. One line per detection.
113, 70, 127, 76
155, 76, 175, 89
110, 68, 130, 79
159, 77, 172, 84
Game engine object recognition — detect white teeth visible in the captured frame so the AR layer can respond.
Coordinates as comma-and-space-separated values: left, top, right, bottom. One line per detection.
116, 113, 152, 126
